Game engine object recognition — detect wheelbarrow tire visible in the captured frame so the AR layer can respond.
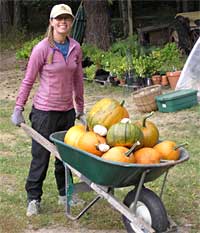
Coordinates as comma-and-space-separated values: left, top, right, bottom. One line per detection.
122, 187, 169, 232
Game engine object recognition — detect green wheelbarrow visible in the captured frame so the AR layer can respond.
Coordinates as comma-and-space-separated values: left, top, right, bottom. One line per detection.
21, 123, 189, 233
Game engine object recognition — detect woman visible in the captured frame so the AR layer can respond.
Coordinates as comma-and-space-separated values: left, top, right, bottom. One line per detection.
11, 4, 85, 217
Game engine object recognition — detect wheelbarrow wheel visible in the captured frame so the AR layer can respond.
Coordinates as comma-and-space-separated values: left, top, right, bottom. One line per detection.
122, 187, 169, 232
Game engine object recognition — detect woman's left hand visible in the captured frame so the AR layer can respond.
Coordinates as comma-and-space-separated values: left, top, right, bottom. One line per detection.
76, 112, 86, 125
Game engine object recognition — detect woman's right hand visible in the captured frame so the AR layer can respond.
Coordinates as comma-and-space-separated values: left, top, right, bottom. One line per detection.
11, 108, 25, 126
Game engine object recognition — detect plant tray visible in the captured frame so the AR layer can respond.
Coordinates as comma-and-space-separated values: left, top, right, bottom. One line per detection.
155, 89, 198, 112
132, 85, 162, 112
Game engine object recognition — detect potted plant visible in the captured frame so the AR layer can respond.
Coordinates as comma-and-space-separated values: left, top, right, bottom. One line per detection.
147, 50, 162, 85
107, 35, 142, 86
82, 44, 111, 83
84, 64, 96, 81
157, 43, 185, 89
105, 54, 128, 85
159, 71, 169, 86
167, 71, 181, 89
133, 54, 158, 87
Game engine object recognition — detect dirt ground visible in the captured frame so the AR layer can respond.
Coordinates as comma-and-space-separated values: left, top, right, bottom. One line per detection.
25, 226, 126, 233
0, 51, 192, 233
0, 50, 24, 101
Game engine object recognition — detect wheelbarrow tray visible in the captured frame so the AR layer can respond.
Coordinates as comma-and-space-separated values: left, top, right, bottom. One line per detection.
50, 131, 189, 188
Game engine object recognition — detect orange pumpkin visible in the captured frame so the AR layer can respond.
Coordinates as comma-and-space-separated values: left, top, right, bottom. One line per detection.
78, 131, 106, 156
134, 147, 161, 164
102, 147, 135, 163
102, 141, 140, 163
86, 98, 129, 130
154, 141, 187, 160
64, 125, 86, 148
135, 112, 159, 148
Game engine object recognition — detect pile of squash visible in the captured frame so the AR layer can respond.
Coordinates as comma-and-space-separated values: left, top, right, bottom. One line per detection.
64, 98, 186, 165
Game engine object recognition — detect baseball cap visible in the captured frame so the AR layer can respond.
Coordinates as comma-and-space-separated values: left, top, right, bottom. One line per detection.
50, 4, 74, 19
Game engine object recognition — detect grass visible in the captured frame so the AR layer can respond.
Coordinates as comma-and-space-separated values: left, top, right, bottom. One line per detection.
0, 84, 200, 233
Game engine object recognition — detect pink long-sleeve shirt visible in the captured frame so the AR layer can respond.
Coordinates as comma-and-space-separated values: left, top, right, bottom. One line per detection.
15, 37, 84, 113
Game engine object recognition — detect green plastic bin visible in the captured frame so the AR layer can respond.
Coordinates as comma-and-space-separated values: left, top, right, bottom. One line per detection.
156, 89, 198, 112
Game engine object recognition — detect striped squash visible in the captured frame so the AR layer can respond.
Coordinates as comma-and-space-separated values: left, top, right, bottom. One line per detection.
86, 98, 129, 130
106, 122, 144, 148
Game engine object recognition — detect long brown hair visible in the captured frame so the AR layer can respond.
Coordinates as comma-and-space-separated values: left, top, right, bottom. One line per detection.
45, 24, 55, 64
45, 25, 54, 48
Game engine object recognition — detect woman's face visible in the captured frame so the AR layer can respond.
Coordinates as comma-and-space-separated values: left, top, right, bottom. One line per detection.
50, 14, 73, 37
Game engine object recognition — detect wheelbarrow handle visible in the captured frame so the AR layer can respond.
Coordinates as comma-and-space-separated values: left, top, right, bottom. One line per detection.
20, 123, 61, 160
20, 123, 89, 179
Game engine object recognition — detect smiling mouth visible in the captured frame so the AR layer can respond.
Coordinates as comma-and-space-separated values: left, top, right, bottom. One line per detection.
59, 25, 67, 29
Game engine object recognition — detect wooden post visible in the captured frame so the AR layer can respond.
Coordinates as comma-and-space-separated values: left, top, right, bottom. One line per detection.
176, 0, 182, 12
182, 0, 189, 12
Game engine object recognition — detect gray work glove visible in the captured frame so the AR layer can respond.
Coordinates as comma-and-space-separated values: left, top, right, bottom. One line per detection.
76, 112, 86, 126
11, 108, 25, 126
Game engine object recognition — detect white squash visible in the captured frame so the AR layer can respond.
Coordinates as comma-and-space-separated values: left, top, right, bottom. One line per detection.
120, 118, 131, 123
96, 143, 110, 152
93, 124, 108, 136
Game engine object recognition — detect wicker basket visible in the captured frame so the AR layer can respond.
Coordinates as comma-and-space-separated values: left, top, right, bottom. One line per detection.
132, 85, 162, 112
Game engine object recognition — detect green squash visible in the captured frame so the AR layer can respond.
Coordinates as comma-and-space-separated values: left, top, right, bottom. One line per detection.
106, 122, 144, 148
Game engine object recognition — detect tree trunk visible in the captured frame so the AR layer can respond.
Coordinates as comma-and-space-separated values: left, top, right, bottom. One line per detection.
120, 0, 128, 38
84, 0, 111, 50
0, 0, 12, 34
13, 0, 22, 28
127, 0, 133, 36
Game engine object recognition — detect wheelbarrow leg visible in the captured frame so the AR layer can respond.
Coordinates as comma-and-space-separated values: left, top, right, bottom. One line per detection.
132, 170, 149, 213
160, 169, 169, 200
64, 163, 102, 221
64, 164, 73, 213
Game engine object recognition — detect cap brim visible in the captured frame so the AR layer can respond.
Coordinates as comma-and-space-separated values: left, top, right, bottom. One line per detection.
51, 11, 74, 19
